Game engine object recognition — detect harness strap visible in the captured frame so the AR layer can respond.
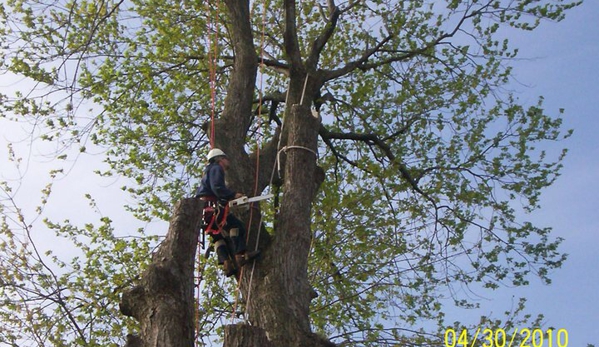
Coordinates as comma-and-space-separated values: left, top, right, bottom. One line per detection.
201, 196, 229, 235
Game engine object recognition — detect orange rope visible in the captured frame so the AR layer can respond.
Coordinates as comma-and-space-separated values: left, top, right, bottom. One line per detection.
207, 1, 220, 148
196, 1, 221, 344
194, 245, 207, 345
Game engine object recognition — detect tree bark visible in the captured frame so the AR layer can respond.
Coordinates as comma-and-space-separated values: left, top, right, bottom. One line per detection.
120, 198, 203, 347
224, 324, 274, 347
228, 70, 331, 346
214, 0, 259, 195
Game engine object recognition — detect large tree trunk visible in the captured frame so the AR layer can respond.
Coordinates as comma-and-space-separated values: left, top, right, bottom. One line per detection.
238, 75, 329, 347
211, 0, 332, 345
120, 0, 335, 345
120, 198, 203, 347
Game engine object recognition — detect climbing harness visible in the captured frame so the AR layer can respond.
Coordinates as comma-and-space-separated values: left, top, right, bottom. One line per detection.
199, 194, 273, 237
200, 196, 230, 236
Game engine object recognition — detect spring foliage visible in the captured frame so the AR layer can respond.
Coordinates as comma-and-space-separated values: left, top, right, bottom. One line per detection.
0, 0, 580, 345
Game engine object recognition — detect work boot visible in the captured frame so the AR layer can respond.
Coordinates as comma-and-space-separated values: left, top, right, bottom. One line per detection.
235, 250, 261, 267
222, 260, 237, 277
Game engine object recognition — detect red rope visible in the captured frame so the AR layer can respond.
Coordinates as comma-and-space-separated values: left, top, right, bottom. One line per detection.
196, 2, 221, 345
207, 1, 220, 148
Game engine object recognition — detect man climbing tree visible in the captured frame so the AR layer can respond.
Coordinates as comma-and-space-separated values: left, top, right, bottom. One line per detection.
196, 148, 260, 277
0, 0, 581, 346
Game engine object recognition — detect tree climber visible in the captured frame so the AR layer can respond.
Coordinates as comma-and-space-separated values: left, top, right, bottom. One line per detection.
196, 148, 261, 277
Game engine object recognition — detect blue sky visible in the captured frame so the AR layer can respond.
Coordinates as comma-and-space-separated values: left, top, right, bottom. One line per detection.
0, 1, 597, 345
519, 2, 598, 344
443, 1, 598, 345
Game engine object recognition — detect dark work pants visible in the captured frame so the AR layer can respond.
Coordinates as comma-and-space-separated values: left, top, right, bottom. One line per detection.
210, 209, 248, 263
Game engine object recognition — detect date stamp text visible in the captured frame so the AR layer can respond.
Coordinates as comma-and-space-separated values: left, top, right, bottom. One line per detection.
444, 328, 569, 347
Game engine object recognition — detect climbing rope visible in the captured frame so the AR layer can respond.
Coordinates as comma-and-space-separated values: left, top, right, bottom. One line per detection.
207, 0, 220, 149
195, 1, 221, 344
235, 77, 295, 323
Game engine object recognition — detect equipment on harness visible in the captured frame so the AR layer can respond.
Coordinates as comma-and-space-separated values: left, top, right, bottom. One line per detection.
199, 194, 271, 277
201, 194, 274, 234
200, 196, 229, 235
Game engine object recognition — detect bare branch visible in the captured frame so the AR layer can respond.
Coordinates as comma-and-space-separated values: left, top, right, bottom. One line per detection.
319, 126, 434, 204
338, 0, 363, 15
319, 128, 372, 175
322, 2, 490, 80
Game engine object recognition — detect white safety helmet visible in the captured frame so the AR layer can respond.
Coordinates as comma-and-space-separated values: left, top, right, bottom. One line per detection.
207, 148, 227, 161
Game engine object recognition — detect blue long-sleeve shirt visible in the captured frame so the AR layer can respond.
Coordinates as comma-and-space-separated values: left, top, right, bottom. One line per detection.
195, 162, 236, 202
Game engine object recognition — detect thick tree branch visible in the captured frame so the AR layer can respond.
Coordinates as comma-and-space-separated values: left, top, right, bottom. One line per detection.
261, 58, 290, 76
220, 0, 258, 143
319, 130, 370, 174
322, 35, 393, 81
120, 198, 202, 347
213, 0, 259, 198
283, 0, 303, 67
306, 4, 341, 69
